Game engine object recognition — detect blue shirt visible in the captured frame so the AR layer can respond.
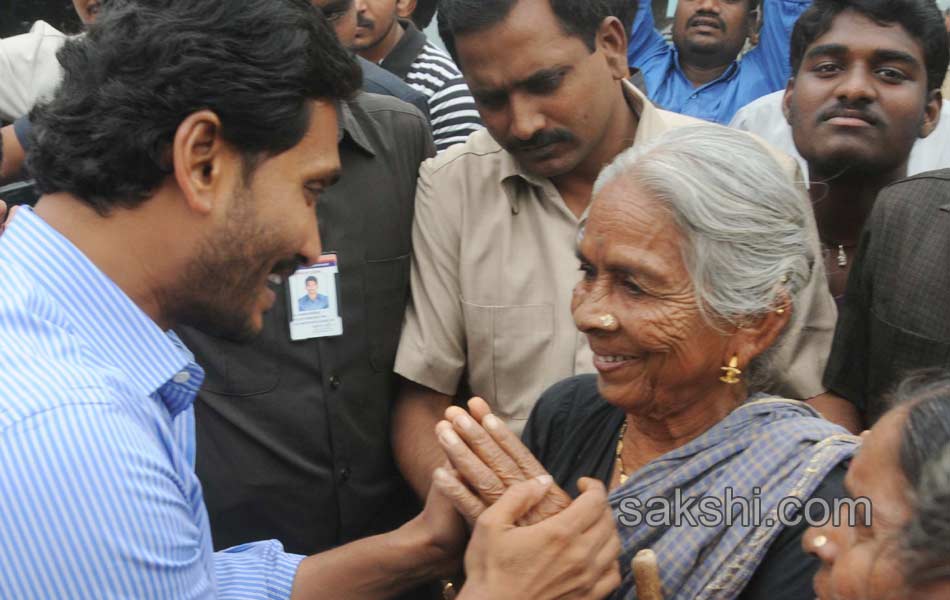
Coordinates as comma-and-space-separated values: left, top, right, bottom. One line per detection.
0, 208, 304, 599
628, 0, 810, 124
298, 293, 329, 312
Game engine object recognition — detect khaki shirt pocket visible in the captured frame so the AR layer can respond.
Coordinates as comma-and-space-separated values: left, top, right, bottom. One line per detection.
461, 300, 554, 423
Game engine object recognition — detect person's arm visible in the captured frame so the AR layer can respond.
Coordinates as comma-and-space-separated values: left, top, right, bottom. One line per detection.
743, 0, 812, 89
392, 158, 468, 498
393, 378, 454, 497
0, 122, 26, 184
293, 476, 620, 600
807, 392, 863, 434
627, 0, 671, 69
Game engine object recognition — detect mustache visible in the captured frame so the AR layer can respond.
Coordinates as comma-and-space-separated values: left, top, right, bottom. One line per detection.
688, 11, 726, 31
356, 16, 374, 29
817, 103, 881, 126
507, 129, 576, 153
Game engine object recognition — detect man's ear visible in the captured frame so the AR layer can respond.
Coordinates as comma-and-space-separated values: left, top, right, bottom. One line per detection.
782, 78, 795, 124
598, 16, 630, 81
171, 110, 232, 216
396, 0, 417, 19
919, 89, 942, 139
747, 9, 762, 46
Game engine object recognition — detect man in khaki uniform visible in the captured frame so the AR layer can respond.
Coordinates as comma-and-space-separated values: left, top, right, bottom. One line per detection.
393, 0, 840, 498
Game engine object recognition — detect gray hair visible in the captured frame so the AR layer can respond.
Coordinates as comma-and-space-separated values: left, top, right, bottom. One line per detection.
905, 441, 950, 587
592, 125, 814, 389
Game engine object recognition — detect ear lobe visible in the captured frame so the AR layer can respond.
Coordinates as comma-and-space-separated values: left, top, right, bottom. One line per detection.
172, 110, 229, 216
782, 80, 795, 124
919, 90, 942, 139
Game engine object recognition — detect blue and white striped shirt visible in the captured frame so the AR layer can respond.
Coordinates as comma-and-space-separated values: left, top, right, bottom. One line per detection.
0, 208, 304, 598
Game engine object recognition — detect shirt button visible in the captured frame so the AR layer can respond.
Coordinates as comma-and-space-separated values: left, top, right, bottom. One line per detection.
339, 467, 351, 482
330, 375, 341, 389
173, 371, 191, 384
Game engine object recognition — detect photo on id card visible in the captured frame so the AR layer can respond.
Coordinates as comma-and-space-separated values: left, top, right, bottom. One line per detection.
287, 254, 343, 340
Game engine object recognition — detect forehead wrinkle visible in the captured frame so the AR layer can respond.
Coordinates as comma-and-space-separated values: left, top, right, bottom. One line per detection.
586, 194, 688, 291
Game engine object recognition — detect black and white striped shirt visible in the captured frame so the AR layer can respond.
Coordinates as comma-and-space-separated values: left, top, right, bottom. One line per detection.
381, 22, 482, 152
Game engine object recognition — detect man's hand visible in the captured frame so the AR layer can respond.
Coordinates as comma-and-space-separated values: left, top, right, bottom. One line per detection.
409, 473, 469, 577
432, 397, 571, 526
459, 477, 622, 600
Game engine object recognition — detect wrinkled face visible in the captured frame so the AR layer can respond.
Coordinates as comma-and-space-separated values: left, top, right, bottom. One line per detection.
352, 0, 400, 52
314, 0, 358, 47
572, 180, 734, 416
785, 10, 938, 179
72, 0, 102, 24
672, 0, 754, 66
306, 278, 318, 298
174, 101, 340, 340
455, 0, 627, 180
804, 409, 913, 600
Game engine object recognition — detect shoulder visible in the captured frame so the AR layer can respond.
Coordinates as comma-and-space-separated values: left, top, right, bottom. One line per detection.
420, 129, 504, 176
875, 169, 950, 217
412, 42, 464, 79
359, 58, 427, 105
351, 91, 429, 132
525, 375, 610, 442
0, 264, 126, 427
654, 106, 800, 179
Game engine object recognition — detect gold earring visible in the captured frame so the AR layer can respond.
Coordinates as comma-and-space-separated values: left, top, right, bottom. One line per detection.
776, 307, 785, 315
719, 355, 742, 384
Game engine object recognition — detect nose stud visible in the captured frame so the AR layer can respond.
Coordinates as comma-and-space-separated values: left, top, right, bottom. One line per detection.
811, 535, 828, 550
599, 314, 618, 329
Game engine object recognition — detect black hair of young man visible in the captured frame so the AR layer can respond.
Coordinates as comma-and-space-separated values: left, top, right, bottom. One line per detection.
437, 0, 636, 64
27, 0, 361, 215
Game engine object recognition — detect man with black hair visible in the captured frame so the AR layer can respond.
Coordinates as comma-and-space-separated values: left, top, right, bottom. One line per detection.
352, 0, 482, 151
0, 0, 430, 186
393, 0, 840, 501
628, 0, 810, 124
178, 0, 436, 565
799, 0, 950, 427
0, 0, 622, 597
737, 0, 946, 305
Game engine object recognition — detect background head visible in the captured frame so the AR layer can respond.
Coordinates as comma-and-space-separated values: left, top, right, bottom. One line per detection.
437, 0, 631, 179
785, 0, 947, 179
306, 275, 319, 296
313, 0, 358, 46
805, 370, 950, 600
28, 0, 360, 339
351, 0, 415, 53
72, 0, 106, 25
411, 0, 438, 28
671, 0, 761, 69
575, 125, 811, 413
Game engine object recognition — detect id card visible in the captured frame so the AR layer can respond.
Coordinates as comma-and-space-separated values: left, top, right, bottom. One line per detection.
287, 254, 343, 340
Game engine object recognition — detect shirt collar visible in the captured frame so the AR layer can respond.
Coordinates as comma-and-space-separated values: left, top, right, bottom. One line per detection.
6, 208, 204, 417
499, 79, 654, 213
340, 98, 376, 157
380, 19, 427, 80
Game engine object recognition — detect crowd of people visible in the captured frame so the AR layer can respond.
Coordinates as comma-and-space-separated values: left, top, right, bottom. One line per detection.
1, 0, 949, 598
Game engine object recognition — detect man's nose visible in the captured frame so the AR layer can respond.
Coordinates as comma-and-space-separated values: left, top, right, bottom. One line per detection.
835, 66, 878, 105
508, 93, 546, 142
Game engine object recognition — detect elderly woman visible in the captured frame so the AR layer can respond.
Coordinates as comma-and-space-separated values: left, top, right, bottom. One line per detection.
805, 371, 950, 600
432, 125, 859, 600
